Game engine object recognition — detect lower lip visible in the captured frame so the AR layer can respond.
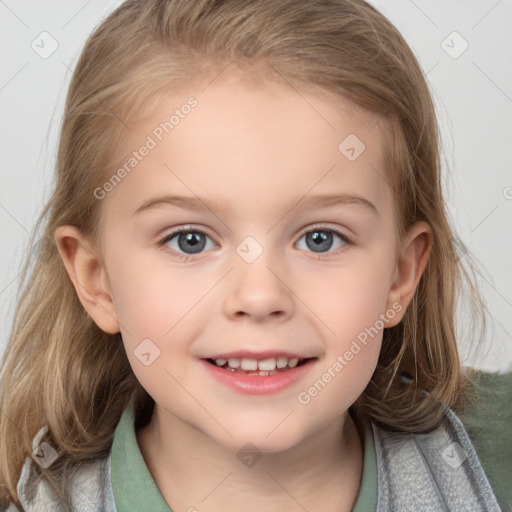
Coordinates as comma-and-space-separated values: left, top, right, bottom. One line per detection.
201, 359, 316, 395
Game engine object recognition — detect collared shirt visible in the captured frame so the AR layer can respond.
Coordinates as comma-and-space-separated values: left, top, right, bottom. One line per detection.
16, 371, 510, 511
111, 401, 378, 511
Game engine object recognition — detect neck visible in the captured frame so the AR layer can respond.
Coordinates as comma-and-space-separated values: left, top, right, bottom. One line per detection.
137, 406, 364, 512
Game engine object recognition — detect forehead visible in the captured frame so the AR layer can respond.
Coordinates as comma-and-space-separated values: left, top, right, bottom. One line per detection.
103, 69, 392, 222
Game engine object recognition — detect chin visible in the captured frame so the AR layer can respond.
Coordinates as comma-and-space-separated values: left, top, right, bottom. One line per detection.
206, 418, 307, 454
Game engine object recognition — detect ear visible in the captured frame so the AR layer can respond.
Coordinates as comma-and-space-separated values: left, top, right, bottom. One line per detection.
384, 221, 432, 327
54, 225, 120, 334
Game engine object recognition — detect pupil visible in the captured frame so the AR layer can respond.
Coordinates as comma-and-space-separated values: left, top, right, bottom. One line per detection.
308, 231, 332, 252
179, 232, 206, 254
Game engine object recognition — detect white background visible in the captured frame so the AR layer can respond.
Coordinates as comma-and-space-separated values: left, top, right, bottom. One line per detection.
1, 0, 511, 371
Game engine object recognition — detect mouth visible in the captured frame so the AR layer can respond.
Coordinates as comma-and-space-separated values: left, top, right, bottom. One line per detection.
204, 356, 315, 376
201, 353, 318, 394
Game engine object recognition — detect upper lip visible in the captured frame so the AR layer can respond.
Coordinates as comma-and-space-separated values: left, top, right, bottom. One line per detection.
202, 350, 316, 360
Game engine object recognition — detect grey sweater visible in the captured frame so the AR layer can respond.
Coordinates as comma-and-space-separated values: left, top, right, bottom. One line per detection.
12, 406, 501, 512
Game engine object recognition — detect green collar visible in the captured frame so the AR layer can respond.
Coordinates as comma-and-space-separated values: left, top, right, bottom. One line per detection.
111, 401, 377, 511
352, 417, 378, 512
111, 400, 172, 511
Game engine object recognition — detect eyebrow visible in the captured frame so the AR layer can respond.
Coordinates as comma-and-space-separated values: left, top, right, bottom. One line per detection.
132, 193, 378, 217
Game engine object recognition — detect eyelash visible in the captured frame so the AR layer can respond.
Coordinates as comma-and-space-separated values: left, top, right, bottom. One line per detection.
156, 224, 352, 261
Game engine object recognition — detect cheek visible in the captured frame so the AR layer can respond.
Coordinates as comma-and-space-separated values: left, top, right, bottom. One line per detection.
110, 266, 199, 404
297, 257, 392, 401
108, 251, 200, 334
308, 260, 394, 336
107, 255, 213, 383
295, 267, 389, 416
296, 338, 381, 427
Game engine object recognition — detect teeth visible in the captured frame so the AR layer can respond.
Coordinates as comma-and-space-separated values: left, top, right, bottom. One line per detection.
214, 356, 306, 371
258, 358, 277, 371
240, 358, 258, 371
227, 358, 240, 368
276, 357, 288, 368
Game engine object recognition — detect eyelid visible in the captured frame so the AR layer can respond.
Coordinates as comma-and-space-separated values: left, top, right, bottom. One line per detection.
297, 223, 352, 243
294, 224, 352, 261
158, 223, 351, 243
156, 223, 353, 259
157, 224, 216, 245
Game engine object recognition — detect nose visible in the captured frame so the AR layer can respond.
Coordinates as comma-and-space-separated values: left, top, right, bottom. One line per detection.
223, 251, 295, 323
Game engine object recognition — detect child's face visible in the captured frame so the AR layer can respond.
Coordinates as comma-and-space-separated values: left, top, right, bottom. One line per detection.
88, 70, 418, 451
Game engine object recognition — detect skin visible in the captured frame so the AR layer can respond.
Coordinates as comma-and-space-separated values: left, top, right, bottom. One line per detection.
56, 65, 431, 512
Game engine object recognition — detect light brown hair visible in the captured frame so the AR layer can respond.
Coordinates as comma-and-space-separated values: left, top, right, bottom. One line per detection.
0, 0, 488, 506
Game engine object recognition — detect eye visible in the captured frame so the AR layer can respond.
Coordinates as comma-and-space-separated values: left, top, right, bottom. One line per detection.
295, 226, 350, 255
158, 227, 217, 256
157, 225, 350, 260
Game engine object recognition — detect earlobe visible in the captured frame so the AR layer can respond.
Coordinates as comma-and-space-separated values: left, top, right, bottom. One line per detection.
385, 221, 432, 327
54, 225, 120, 334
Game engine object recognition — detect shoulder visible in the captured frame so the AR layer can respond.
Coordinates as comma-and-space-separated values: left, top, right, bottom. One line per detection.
371, 402, 503, 512
458, 370, 512, 512
16, 425, 116, 512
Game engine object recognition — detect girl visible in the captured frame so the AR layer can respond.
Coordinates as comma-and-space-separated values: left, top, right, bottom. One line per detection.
0, 0, 510, 510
